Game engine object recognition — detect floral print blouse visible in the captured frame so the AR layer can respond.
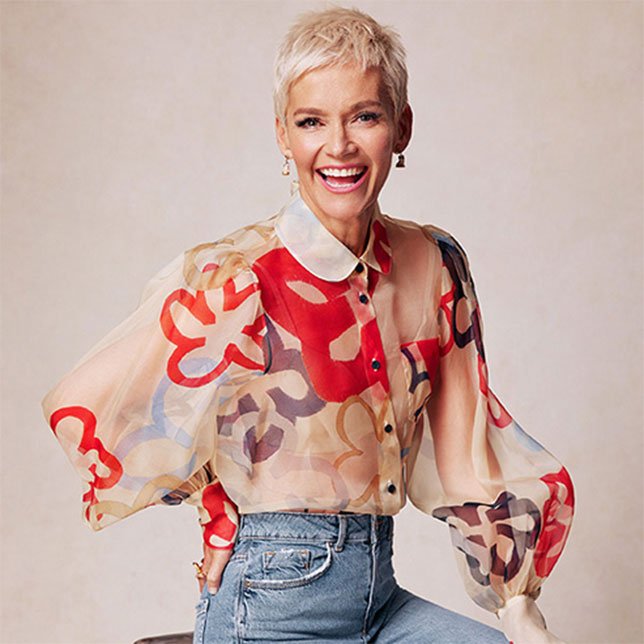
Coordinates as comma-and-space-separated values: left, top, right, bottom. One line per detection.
42, 191, 573, 618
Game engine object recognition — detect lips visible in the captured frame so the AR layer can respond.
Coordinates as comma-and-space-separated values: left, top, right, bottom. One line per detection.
316, 165, 368, 193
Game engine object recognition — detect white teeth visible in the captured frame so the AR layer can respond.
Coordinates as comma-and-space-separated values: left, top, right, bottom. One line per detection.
321, 167, 364, 177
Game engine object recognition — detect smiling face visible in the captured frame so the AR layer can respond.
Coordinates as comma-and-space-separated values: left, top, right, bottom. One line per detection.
276, 64, 411, 254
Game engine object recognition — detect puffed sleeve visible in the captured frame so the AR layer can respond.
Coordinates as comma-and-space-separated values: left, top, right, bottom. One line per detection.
42, 242, 268, 549
406, 229, 574, 642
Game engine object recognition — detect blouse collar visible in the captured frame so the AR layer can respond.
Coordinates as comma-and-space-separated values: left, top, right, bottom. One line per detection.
275, 191, 392, 282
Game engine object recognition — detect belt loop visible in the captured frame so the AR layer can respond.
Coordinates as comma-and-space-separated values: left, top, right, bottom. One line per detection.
370, 515, 377, 545
334, 515, 347, 552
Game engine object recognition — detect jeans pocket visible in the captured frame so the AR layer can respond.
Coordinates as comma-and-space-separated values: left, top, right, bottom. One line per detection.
243, 541, 334, 590
192, 597, 209, 644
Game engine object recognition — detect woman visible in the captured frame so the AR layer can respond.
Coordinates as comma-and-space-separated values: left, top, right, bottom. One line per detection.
42, 7, 573, 643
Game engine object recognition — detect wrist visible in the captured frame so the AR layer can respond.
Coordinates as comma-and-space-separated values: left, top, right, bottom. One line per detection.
199, 482, 239, 549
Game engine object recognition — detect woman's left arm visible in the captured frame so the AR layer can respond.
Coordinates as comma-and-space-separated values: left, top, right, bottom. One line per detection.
406, 229, 574, 644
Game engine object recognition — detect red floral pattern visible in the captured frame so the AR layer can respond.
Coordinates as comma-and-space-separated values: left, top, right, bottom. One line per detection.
49, 406, 122, 522
534, 467, 575, 577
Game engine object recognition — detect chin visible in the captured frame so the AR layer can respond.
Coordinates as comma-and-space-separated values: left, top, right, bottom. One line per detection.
304, 180, 380, 223
325, 199, 371, 222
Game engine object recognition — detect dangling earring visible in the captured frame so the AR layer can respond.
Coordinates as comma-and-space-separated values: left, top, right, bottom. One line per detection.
281, 156, 291, 176
395, 153, 406, 168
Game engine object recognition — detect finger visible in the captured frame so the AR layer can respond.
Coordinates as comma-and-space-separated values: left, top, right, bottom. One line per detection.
204, 547, 232, 594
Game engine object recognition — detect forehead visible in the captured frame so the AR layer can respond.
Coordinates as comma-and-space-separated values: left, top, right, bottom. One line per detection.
287, 65, 387, 113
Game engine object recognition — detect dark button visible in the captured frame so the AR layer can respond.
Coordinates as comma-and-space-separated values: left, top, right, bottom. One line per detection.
371, 359, 381, 371
359, 294, 369, 304
387, 483, 397, 494
384, 423, 393, 433
355, 263, 364, 273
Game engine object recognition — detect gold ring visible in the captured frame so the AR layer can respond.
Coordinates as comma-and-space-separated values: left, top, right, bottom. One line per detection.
192, 561, 206, 579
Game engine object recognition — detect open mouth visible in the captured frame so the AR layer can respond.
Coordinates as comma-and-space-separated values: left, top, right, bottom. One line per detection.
316, 166, 368, 191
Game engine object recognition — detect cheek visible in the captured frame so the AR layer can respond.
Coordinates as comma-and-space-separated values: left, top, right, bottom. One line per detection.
369, 144, 394, 187
372, 138, 394, 171
289, 136, 318, 169
366, 131, 395, 165
371, 161, 393, 190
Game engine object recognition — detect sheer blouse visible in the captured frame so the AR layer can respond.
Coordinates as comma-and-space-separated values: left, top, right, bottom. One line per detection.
43, 192, 573, 625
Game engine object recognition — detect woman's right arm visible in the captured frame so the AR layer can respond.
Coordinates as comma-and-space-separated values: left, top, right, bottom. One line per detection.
42, 245, 267, 545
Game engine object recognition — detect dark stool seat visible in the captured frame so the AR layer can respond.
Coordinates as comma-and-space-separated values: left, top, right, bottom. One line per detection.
133, 632, 193, 644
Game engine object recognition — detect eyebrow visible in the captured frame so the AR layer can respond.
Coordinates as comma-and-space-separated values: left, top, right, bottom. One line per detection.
292, 100, 384, 117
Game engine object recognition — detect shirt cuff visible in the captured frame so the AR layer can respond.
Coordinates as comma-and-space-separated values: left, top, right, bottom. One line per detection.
497, 595, 565, 644
197, 481, 239, 550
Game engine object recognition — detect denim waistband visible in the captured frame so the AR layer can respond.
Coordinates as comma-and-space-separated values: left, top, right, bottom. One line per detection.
238, 512, 393, 549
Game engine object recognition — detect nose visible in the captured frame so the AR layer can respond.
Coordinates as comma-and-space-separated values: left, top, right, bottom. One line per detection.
327, 121, 356, 158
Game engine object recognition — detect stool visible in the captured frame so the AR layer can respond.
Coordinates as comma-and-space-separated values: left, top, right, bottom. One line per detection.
133, 632, 193, 643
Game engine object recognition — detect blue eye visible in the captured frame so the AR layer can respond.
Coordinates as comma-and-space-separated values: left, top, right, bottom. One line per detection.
357, 112, 380, 123
295, 117, 320, 129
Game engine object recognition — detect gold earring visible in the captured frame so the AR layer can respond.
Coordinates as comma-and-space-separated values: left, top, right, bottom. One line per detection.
395, 153, 406, 168
282, 156, 291, 176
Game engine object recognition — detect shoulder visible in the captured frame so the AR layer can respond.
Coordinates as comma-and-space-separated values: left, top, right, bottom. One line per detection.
381, 213, 469, 266
181, 215, 279, 292
422, 223, 471, 268
139, 215, 278, 303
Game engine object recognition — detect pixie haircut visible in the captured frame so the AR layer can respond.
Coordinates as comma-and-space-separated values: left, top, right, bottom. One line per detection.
273, 7, 408, 122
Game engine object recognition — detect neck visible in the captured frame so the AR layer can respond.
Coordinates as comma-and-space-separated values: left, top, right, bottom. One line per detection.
325, 213, 372, 256
300, 195, 375, 257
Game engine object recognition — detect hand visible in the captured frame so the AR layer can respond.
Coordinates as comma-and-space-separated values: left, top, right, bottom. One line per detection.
497, 596, 566, 644
197, 544, 233, 594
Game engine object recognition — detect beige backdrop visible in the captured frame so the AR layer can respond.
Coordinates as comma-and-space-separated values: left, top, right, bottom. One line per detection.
2, 1, 642, 643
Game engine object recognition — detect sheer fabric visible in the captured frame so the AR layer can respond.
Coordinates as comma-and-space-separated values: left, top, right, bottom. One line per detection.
43, 191, 573, 617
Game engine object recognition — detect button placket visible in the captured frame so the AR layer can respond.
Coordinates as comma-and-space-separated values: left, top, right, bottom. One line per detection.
350, 263, 390, 396
377, 404, 402, 509
350, 264, 370, 312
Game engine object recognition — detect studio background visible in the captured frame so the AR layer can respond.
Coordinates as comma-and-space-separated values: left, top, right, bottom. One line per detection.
2, 1, 642, 643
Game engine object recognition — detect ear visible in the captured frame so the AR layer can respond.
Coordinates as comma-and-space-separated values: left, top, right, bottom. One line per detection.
275, 116, 292, 158
393, 103, 413, 154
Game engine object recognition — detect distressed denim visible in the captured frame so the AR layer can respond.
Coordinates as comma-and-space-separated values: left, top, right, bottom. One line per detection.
193, 512, 508, 643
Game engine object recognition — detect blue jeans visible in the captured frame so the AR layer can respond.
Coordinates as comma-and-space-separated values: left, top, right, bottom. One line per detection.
193, 512, 508, 643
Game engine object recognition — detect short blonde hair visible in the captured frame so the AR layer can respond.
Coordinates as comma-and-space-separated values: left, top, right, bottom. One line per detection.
273, 7, 408, 122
